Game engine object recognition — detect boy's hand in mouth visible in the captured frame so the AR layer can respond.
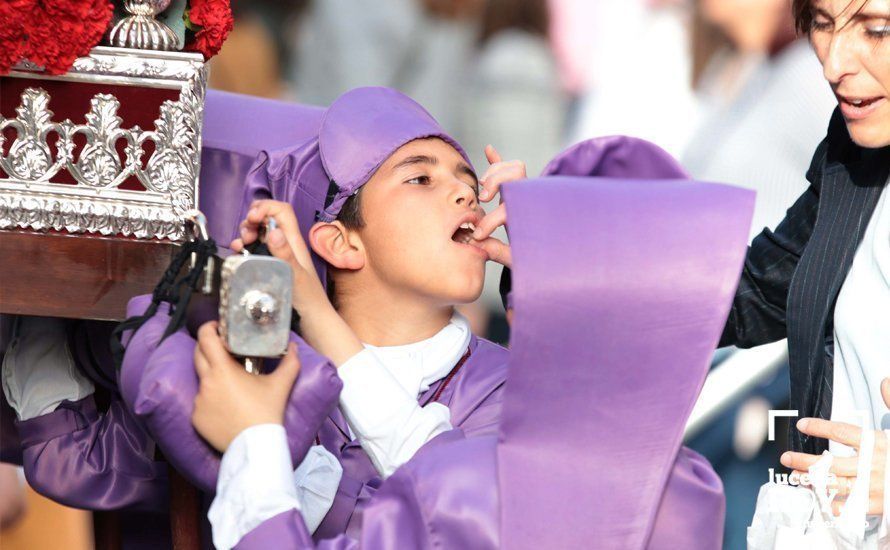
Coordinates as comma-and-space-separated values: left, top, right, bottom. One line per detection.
472, 145, 526, 268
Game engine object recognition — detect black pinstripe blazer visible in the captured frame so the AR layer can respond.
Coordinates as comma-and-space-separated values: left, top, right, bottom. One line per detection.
720, 108, 890, 454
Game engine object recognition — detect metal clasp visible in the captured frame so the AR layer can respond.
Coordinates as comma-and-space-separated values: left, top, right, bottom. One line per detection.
183, 209, 215, 295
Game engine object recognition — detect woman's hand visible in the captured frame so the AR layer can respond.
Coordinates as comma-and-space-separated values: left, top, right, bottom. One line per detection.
780, 377, 890, 515
191, 322, 302, 453
472, 145, 525, 268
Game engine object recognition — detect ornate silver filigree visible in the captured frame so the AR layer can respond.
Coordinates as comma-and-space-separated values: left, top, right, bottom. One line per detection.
1, 47, 207, 241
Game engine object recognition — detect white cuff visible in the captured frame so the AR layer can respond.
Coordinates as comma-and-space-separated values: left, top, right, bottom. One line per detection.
293, 445, 343, 533
1, 316, 94, 421
209, 424, 300, 550
338, 349, 452, 478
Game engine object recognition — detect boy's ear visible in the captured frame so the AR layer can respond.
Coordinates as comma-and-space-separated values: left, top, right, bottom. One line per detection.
308, 221, 365, 271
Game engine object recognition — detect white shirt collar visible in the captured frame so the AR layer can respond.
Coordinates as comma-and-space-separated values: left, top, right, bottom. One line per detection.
363, 312, 472, 397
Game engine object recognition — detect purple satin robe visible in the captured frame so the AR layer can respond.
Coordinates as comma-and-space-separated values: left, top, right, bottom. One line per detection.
234, 438, 722, 550
120, 295, 342, 494
313, 335, 508, 540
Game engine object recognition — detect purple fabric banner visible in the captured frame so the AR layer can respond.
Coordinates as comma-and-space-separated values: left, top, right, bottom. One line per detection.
498, 176, 753, 549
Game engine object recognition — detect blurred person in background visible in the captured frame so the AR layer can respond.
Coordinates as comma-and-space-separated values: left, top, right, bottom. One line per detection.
459, 0, 564, 176
683, 0, 836, 236
567, 0, 698, 158
682, 1, 834, 548
288, 0, 480, 128
208, 1, 309, 99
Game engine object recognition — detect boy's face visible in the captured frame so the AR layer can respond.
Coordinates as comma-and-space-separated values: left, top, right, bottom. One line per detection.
352, 138, 487, 305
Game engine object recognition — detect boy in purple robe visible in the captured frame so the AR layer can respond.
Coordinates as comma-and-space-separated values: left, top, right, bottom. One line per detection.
189, 160, 754, 549
190, 86, 521, 546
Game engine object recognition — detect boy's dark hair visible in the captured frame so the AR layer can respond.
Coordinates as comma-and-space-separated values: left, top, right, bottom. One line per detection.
325, 189, 364, 308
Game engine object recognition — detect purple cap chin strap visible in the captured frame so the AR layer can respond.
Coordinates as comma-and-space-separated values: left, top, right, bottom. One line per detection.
316, 86, 471, 221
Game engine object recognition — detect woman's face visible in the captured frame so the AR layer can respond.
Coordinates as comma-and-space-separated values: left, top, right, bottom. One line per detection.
810, 0, 890, 148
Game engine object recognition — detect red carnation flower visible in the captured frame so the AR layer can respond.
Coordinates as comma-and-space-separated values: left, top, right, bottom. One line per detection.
0, 0, 36, 74
185, 0, 234, 60
0, 0, 114, 75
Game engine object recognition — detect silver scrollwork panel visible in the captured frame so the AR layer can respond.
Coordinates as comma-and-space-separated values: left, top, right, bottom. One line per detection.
0, 47, 208, 241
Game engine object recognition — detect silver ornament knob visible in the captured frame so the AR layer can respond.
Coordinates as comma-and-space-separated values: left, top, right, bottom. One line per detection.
109, 0, 179, 51
242, 290, 279, 326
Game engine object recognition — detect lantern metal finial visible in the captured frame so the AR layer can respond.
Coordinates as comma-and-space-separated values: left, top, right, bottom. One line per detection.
109, 0, 179, 51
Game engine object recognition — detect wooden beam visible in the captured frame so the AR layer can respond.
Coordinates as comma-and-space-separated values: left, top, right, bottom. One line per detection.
0, 230, 178, 321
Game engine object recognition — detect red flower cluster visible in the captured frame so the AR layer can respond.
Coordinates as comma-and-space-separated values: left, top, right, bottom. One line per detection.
0, 0, 32, 74
0, 0, 114, 75
185, 0, 234, 60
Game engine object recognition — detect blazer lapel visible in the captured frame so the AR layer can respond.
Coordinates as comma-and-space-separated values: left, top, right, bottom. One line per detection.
804, 147, 889, 422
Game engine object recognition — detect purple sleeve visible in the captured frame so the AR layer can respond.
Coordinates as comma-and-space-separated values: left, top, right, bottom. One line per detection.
235, 464, 428, 550
17, 394, 168, 511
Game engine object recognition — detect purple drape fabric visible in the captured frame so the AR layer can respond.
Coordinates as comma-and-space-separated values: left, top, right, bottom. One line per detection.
6, 307, 167, 509
16, 394, 168, 511
119, 295, 343, 493
497, 176, 752, 549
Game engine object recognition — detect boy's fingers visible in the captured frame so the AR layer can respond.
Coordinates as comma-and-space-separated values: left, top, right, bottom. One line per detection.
230, 238, 244, 252
248, 201, 300, 236
477, 237, 512, 268
194, 346, 211, 378
196, 322, 236, 368
266, 228, 304, 270
239, 221, 259, 245
473, 203, 507, 241
271, 344, 301, 385
485, 144, 502, 165
479, 162, 525, 202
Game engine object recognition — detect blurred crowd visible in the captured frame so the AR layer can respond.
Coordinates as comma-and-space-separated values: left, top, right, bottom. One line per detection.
0, 1, 838, 548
